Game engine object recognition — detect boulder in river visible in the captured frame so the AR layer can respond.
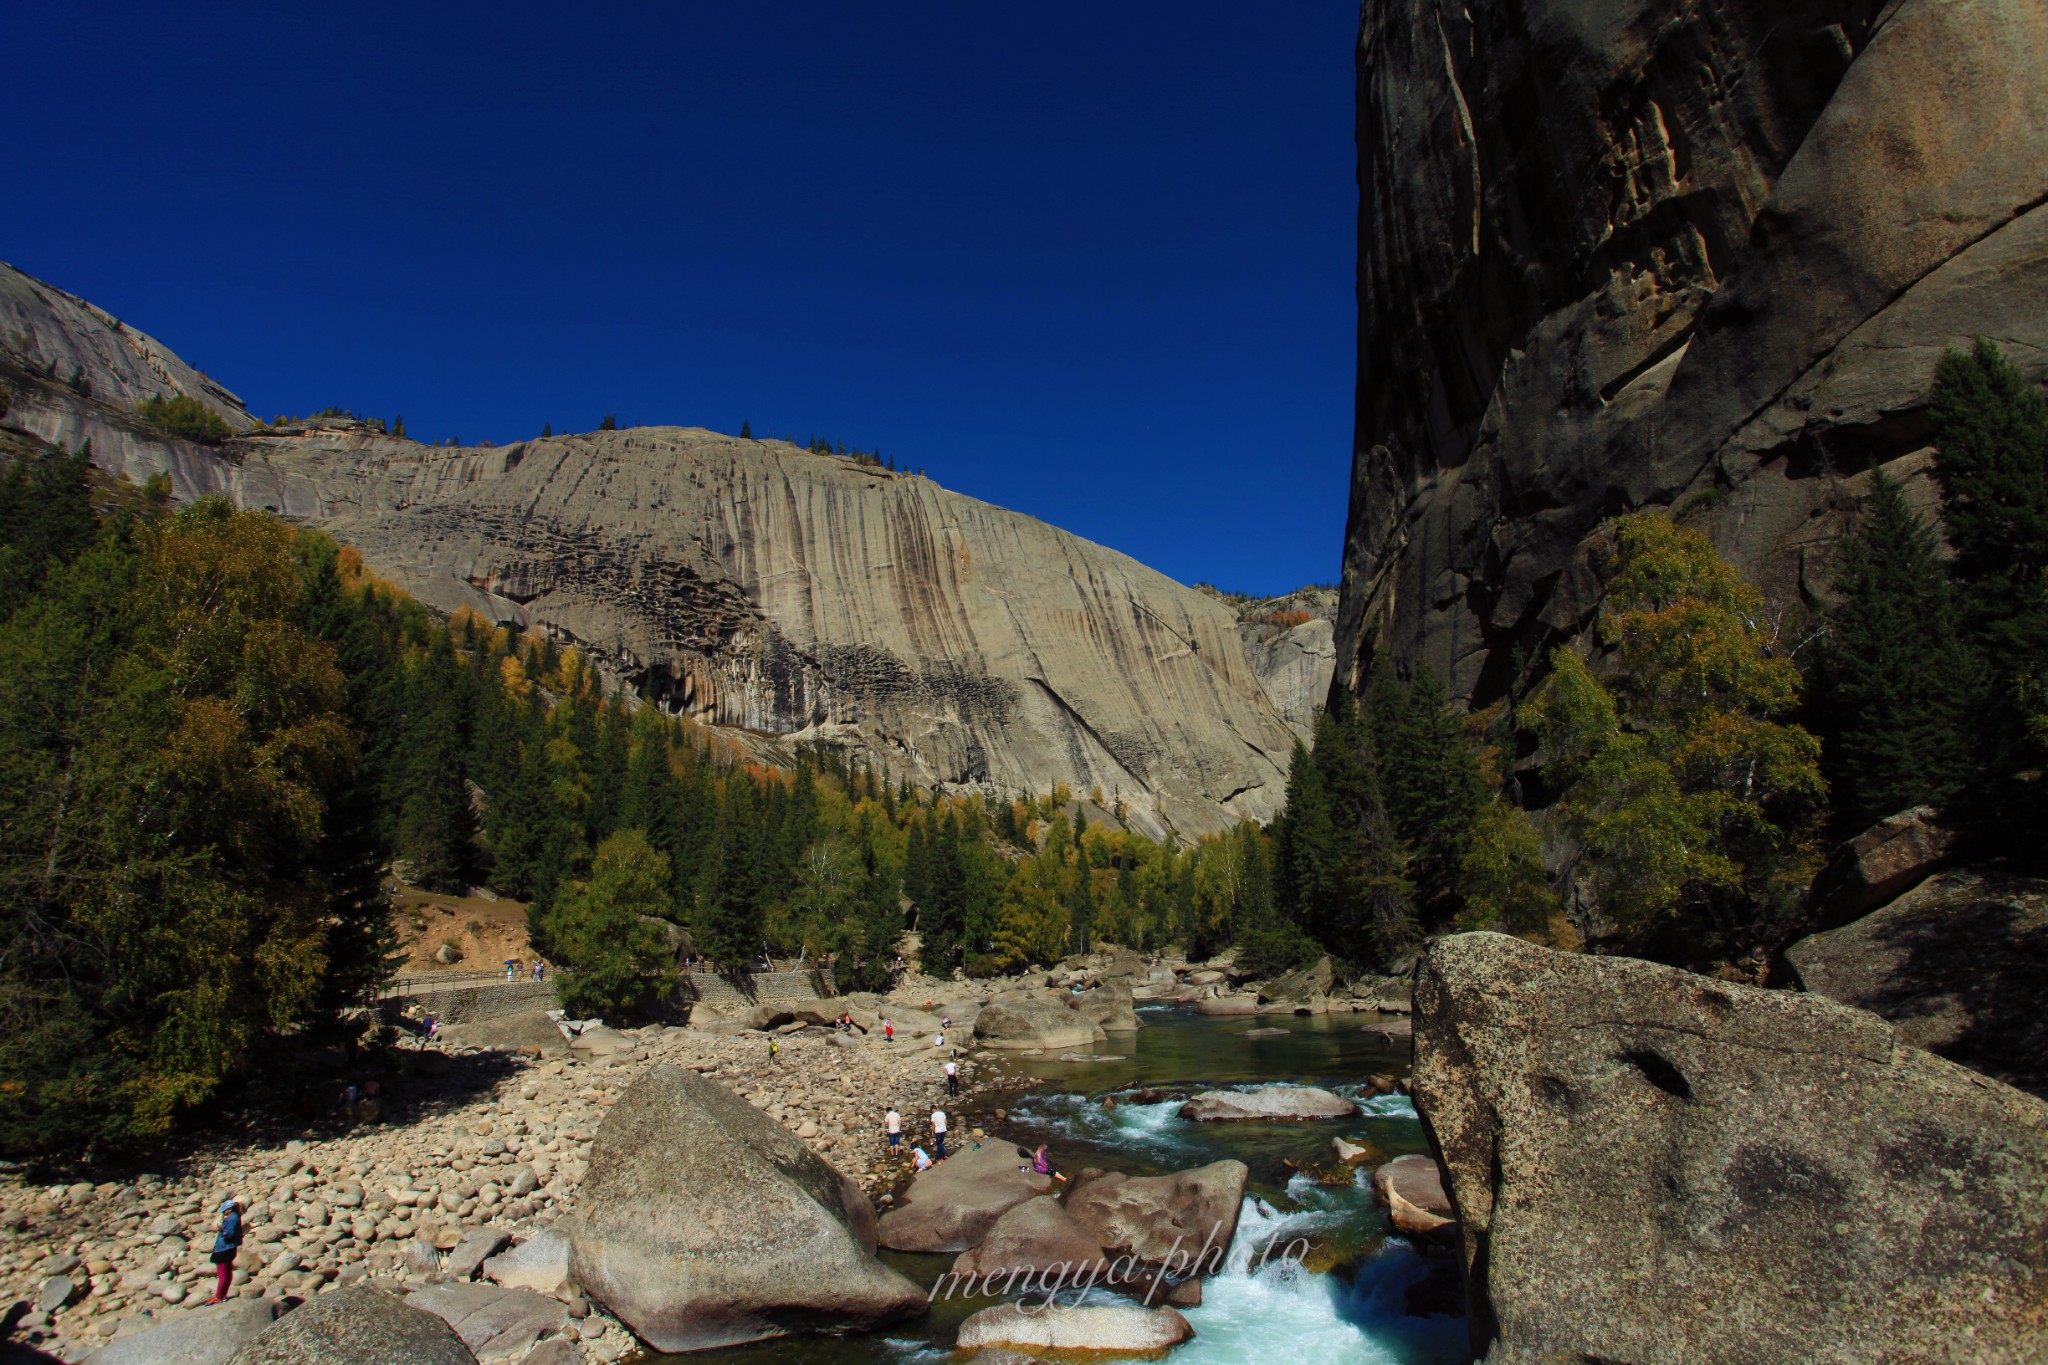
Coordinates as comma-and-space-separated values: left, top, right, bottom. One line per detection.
1371, 1155, 1455, 1243
877, 1134, 1053, 1252
949, 1195, 1110, 1282
1068, 978, 1142, 1031
1177, 1085, 1358, 1121
973, 991, 1105, 1050
225, 1284, 477, 1365
954, 1302, 1194, 1356
1414, 931, 2048, 1363
566, 1064, 926, 1352
1256, 955, 1333, 1013
1063, 1160, 1247, 1270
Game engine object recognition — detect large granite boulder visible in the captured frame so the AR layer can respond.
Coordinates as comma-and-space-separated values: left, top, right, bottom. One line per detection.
972, 992, 1105, 1050
566, 1064, 925, 1352
1413, 932, 2048, 1364
1787, 867, 2048, 1099
89, 1299, 279, 1365
1068, 978, 1141, 1031
225, 1285, 476, 1365
877, 1134, 1052, 1253
1063, 1160, 1247, 1270
949, 1195, 1110, 1282
1256, 956, 1332, 1012
1335, 0, 2048, 710
954, 1302, 1194, 1356
1806, 807, 1958, 929
1177, 1085, 1358, 1122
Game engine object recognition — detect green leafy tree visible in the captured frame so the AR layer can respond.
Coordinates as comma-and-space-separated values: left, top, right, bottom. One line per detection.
138, 394, 232, 445
1455, 799, 1560, 933
1817, 469, 1978, 830
1528, 515, 1824, 955
544, 828, 679, 1017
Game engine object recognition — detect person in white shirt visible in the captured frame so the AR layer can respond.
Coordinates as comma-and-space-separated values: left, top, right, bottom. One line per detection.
884, 1108, 902, 1154
931, 1108, 949, 1160
933, 1032, 945, 1049
911, 1146, 933, 1171
944, 1058, 959, 1097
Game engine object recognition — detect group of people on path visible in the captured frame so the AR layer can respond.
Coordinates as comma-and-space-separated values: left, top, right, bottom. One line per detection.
502, 958, 546, 982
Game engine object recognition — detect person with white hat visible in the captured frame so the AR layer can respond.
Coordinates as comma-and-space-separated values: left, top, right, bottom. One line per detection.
207, 1197, 243, 1303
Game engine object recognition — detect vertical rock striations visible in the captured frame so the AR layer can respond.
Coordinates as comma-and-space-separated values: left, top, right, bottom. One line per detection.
0, 259, 1295, 838
1338, 0, 2048, 705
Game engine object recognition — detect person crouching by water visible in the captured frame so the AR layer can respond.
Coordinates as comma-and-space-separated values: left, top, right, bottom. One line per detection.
207, 1198, 243, 1303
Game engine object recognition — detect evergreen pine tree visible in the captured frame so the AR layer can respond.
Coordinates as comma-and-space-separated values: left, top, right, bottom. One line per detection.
1931, 338, 2048, 638
740, 419, 752, 439
701, 773, 763, 967
395, 634, 475, 891
1819, 469, 1978, 829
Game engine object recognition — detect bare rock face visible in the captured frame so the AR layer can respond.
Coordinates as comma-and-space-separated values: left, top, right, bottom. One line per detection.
0, 257, 1297, 838
1413, 931, 2048, 1364
566, 1064, 925, 1352
1337, 0, 2048, 705
1787, 867, 2048, 1100
1235, 587, 1339, 739
251, 427, 1295, 836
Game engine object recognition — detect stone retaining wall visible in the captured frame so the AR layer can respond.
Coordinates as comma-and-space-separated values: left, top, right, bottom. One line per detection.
385, 979, 555, 1024
676, 967, 836, 1008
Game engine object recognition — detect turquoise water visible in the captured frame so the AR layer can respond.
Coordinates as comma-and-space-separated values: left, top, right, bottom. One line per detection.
669, 1005, 1470, 1363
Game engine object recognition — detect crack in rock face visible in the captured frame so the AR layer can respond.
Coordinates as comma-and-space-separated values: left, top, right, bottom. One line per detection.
1338, 0, 2048, 708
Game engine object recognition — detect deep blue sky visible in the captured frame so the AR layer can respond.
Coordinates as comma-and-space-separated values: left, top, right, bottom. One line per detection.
14, 3, 1357, 595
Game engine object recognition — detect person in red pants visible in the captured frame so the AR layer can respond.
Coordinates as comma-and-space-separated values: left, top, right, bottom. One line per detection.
207, 1198, 243, 1303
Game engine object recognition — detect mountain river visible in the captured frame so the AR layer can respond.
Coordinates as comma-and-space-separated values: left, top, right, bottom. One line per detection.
675, 1004, 1470, 1365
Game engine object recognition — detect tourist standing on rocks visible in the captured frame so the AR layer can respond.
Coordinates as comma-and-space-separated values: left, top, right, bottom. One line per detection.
944, 1059, 959, 1097
207, 1198, 242, 1303
885, 1108, 901, 1153
884, 1019, 894, 1042
931, 1107, 948, 1160
768, 1038, 781, 1064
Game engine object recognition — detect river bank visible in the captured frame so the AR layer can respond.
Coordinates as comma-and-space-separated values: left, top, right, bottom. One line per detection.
0, 1009, 1014, 1363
